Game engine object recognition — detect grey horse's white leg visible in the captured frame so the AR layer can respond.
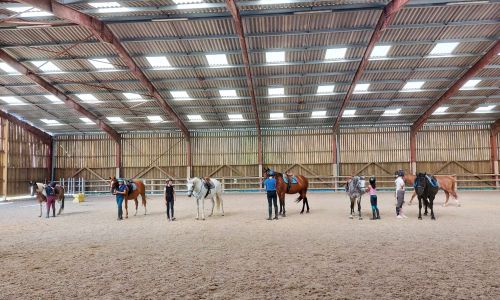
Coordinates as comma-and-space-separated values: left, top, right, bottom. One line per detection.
220, 193, 225, 216
209, 197, 215, 217
358, 196, 363, 220
196, 198, 200, 220
39, 203, 43, 218
201, 196, 205, 220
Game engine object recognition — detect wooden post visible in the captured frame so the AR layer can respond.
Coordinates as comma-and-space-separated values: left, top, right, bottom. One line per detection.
2, 120, 8, 200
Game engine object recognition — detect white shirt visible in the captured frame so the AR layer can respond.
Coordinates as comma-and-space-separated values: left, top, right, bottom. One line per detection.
395, 177, 405, 191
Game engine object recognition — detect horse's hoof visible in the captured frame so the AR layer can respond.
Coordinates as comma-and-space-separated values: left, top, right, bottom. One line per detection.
202, 218, 206, 221
418, 217, 422, 220
300, 211, 304, 214
282, 214, 286, 217
208, 214, 213, 217
349, 216, 353, 219
221, 214, 224, 216
359, 217, 363, 220
306, 211, 310, 213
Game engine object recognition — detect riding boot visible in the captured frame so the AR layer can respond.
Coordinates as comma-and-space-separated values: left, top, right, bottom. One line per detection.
267, 214, 272, 220
274, 213, 278, 220
371, 209, 376, 220
376, 208, 380, 219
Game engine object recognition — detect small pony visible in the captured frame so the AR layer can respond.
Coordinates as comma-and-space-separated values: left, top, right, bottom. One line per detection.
109, 177, 147, 218
29, 181, 65, 218
187, 177, 224, 220
346, 176, 366, 220
414, 173, 439, 220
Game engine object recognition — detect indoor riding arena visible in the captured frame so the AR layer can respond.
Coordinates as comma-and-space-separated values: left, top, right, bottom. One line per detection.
0, 1, 499, 299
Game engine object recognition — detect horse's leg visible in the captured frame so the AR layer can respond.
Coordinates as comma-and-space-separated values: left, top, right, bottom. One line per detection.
409, 190, 416, 205
357, 197, 362, 220
424, 198, 428, 216
305, 196, 310, 213
300, 194, 305, 214
451, 189, 460, 207
350, 198, 354, 219
134, 198, 138, 216
219, 193, 225, 216
39, 202, 43, 218
196, 198, 200, 220
418, 197, 422, 220
442, 191, 450, 207
209, 197, 214, 217
142, 193, 147, 215
201, 197, 205, 220
430, 196, 436, 220
280, 192, 286, 217
278, 193, 283, 215
124, 199, 129, 218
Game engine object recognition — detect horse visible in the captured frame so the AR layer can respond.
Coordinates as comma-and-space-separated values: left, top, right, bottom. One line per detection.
186, 177, 224, 220
262, 168, 309, 217
29, 181, 65, 217
109, 177, 147, 218
345, 176, 366, 220
414, 173, 439, 220
404, 174, 459, 207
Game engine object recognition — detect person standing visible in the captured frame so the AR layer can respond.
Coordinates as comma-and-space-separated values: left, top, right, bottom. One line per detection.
113, 179, 128, 220
263, 172, 278, 220
366, 177, 380, 220
165, 179, 176, 221
395, 170, 407, 219
45, 182, 57, 218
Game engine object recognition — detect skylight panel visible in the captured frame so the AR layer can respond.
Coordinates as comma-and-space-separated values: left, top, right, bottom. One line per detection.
429, 42, 459, 55
268, 87, 285, 96
173, 0, 205, 4
89, 58, 115, 69
402, 81, 425, 91
317, 85, 335, 94
311, 111, 327, 118
206, 54, 228, 66
383, 108, 401, 116
6, 7, 53, 17
0, 96, 24, 105
266, 51, 285, 63
474, 105, 495, 113
433, 107, 448, 114
41, 119, 61, 126
88, 2, 121, 8
370, 45, 391, 58
343, 109, 356, 117
170, 91, 190, 100
460, 79, 481, 90
0, 62, 20, 74
80, 117, 95, 124
187, 114, 204, 122
146, 56, 171, 68
107, 117, 126, 123
31, 61, 61, 72
325, 48, 347, 60
219, 90, 237, 98
354, 83, 370, 93
44, 95, 64, 104
228, 114, 244, 121
270, 112, 284, 120
76, 94, 100, 103
147, 116, 163, 123
123, 93, 143, 101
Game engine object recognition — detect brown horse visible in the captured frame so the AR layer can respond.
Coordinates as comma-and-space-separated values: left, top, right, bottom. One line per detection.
29, 181, 65, 217
404, 174, 459, 207
263, 168, 309, 216
109, 177, 147, 218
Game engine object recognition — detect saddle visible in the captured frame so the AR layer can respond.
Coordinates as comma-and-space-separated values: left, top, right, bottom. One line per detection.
201, 177, 214, 197
127, 181, 137, 192
426, 175, 439, 188
282, 176, 298, 184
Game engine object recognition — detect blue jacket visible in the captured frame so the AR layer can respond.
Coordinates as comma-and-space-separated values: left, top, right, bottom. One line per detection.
45, 186, 55, 196
264, 177, 277, 192
116, 184, 128, 201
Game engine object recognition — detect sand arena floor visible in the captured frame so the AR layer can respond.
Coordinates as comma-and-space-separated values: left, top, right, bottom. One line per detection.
0, 191, 499, 299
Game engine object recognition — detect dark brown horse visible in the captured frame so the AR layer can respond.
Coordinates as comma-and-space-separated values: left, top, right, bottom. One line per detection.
404, 174, 459, 207
263, 168, 309, 216
109, 177, 147, 218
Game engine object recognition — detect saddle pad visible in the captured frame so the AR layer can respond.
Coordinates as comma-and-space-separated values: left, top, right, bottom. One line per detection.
128, 183, 137, 191
283, 176, 298, 184
425, 175, 439, 188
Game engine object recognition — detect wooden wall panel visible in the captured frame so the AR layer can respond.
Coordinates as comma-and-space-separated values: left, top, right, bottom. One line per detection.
340, 127, 409, 163
6, 120, 49, 196
417, 124, 490, 162
263, 129, 333, 165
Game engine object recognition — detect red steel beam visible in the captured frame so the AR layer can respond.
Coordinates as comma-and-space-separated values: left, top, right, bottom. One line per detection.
0, 49, 121, 143
332, 0, 408, 132
18, 0, 190, 140
225, 0, 263, 166
411, 41, 500, 133
0, 109, 52, 145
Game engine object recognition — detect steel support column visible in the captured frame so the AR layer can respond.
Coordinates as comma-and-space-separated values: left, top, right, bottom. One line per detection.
226, 0, 263, 168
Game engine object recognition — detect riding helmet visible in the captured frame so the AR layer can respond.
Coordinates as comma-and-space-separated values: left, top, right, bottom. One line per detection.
369, 177, 376, 184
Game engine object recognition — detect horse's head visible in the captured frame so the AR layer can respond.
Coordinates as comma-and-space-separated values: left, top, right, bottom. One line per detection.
109, 176, 118, 192
28, 181, 36, 196
186, 178, 195, 197
415, 172, 427, 196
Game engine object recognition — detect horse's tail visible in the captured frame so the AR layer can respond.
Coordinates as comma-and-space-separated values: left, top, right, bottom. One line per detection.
451, 176, 458, 199
61, 192, 65, 210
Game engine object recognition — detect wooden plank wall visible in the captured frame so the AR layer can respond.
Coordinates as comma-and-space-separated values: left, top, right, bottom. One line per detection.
52, 124, 496, 189
5, 119, 49, 196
